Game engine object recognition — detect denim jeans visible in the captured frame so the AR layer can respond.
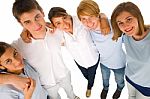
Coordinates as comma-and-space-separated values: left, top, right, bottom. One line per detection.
75, 55, 100, 89
100, 63, 125, 91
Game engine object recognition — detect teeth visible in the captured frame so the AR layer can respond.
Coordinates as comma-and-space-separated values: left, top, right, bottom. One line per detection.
125, 27, 132, 32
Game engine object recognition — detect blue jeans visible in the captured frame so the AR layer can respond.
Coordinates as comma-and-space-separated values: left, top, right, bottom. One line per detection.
100, 63, 125, 91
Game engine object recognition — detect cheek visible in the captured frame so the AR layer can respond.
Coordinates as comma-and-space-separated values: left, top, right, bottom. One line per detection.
57, 25, 63, 30
23, 25, 33, 32
81, 21, 87, 26
118, 26, 125, 32
134, 22, 139, 29
93, 21, 99, 26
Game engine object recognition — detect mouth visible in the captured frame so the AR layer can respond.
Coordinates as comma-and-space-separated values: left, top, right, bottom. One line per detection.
88, 23, 95, 29
125, 27, 133, 33
35, 25, 42, 31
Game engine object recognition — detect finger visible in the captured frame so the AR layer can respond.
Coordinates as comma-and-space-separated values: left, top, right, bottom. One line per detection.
29, 78, 36, 89
23, 83, 29, 92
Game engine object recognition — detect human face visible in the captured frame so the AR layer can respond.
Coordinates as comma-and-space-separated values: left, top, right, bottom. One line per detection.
19, 9, 46, 39
79, 15, 100, 30
51, 15, 73, 33
0, 48, 24, 74
116, 11, 139, 37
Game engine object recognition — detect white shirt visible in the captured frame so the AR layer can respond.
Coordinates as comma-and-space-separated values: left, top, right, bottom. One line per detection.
12, 29, 69, 87
90, 22, 126, 69
63, 16, 99, 68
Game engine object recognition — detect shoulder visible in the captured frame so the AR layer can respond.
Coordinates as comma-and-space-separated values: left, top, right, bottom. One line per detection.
72, 16, 83, 26
23, 60, 37, 72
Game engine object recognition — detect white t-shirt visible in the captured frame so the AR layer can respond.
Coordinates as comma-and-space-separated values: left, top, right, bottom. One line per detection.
12, 29, 69, 87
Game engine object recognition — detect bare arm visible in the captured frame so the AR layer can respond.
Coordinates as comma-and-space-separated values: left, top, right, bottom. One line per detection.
20, 22, 55, 43
20, 29, 32, 43
23, 78, 36, 99
100, 13, 111, 35
0, 73, 31, 91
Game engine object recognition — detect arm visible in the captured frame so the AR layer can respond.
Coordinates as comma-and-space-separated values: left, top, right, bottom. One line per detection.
0, 87, 21, 99
20, 29, 32, 43
23, 78, 36, 99
0, 73, 31, 91
20, 22, 55, 43
46, 22, 56, 33
100, 13, 111, 35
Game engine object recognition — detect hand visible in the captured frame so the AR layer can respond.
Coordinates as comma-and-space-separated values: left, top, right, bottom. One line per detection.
46, 22, 56, 33
23, 78, 36, 99
10, 74, 31, 91
100, 13, 111, 35
20, 28, 32, 43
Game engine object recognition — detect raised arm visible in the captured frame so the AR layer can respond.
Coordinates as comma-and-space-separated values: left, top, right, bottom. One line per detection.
20, 29, 32, 43
100, 13, 111, 35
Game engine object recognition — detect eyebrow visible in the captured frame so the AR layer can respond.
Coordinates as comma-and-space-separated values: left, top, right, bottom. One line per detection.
125, 16, 133, 19
117, 16, 133, 22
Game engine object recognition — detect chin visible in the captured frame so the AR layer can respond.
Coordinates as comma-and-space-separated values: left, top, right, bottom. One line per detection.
90, 28, 95, 31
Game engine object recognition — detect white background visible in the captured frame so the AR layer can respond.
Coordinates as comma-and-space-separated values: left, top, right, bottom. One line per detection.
0, 0, 149, 99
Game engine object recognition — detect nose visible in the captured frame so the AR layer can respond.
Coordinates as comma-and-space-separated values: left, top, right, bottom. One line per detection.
86, 20, 93, 28
62, 20, 69, 29
123, 21, 131, 28
12, 58, 21, 66
32, 21, 41, 30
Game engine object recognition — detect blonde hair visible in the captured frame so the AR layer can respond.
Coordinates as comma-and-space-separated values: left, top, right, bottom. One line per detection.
77, 0, 100, 20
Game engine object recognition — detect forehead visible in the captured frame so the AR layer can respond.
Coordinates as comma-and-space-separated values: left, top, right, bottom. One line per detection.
116, 11, 133, 21
80, 15, 95, 18
0, 47, 15, 61
52, 16, 70, 23
19, 9, 42, 22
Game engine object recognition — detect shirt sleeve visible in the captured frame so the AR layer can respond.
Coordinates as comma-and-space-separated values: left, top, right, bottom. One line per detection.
0, 85, 23, 99
0, 93, 20, 99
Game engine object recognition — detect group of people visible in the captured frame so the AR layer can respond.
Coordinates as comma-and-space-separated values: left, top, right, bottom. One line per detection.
0, 0, 150, 99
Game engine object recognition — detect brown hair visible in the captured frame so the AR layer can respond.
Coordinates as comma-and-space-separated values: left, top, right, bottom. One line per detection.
48, 7, 68, 24
111, 2, 149, 40
77, 0, 100, 20
12, 0, 43, 22
0, 42, 11, 58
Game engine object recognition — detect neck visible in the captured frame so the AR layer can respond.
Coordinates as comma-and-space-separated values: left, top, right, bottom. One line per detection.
32, 28, 47, 40
133, 29, 149, 41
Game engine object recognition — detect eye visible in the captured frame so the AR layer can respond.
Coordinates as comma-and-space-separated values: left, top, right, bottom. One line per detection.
126, 17, 133, 23
35, 14, 42, 21
117, 22, 124, 27
14, 50, 19, 57
54, 22, 61, 28
63, 16, 67, 20
5, 59, 12, 65
81, 18, 86, 21
24, 20, 31, 25
81, 18, 88, 23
